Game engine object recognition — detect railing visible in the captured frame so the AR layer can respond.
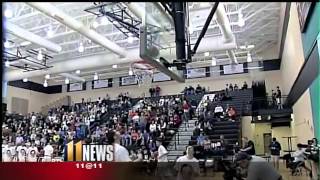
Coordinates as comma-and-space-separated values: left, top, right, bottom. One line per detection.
251, 96, 289, 110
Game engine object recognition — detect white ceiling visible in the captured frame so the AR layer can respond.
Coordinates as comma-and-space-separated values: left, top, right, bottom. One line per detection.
3, 2, 285, 85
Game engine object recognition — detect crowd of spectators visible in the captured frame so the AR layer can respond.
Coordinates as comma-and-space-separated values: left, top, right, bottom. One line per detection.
182, 84, 206, 96
2, 92, 135, 162
2, 90, 195, 162
225, 81, 248, 94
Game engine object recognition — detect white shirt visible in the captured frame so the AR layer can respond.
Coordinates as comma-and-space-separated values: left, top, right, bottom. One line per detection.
27, 147, 38, 162
31, 115, 37, 124
293, 149, 306, 162
157, 145, 168, 162
3, 146, 12, 162
150, 124, 157, 132
17, 146, 27, 162
2, 145, 9, 162
175, 155, 200, 179
10, 146, 17, 156
44, 145, 54, 157
176, 155, 199, 163
114, 143, 131, 162
214, 106, 224, 113
132, 115, 140, 122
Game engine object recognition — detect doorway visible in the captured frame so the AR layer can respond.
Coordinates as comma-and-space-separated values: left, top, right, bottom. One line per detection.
263, 133, 272, 155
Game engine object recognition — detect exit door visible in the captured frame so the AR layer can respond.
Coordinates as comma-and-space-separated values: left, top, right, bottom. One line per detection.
263, 133, 272, 155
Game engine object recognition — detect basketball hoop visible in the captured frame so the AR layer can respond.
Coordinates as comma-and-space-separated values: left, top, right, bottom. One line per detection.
131, 61, 155, 87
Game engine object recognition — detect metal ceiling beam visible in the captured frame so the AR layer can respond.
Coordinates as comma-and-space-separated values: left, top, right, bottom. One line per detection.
5, 22, 62, 53
27, 2, 127, 57
191, 2, 219, 55
59, 73, 86, 82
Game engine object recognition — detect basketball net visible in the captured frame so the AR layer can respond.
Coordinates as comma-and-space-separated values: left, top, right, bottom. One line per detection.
131, 61, 154, 87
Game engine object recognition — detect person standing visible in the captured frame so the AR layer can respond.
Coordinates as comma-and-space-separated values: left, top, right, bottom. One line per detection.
156, 140, 170, 179
276, 86, 282, 109
182, 101, 190, 131
27, 142, 39, 162
43, 142, 54, 162
111, 131, 132, 162
269, 138, 282, 170
155, 85, 161, 97
271, 90, 277, 108
175, 146, 200, 180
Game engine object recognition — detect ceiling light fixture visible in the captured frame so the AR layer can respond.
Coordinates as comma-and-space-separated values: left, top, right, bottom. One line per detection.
43, 80, 48, 87
4, 40, 11, 48
94, 72, 99, 80
45, 74, 50, 79
37, 49, 43, 61
47, 26, 54, 38
247, 52, 252, 63
5, 61, 10, 67
204, 52, 210, 57
239, 45, 246, 49
65, 78, 70, 84
112, 64, 118, 68
75, 70, 81, 74
23, 78, 28, 82
20, 41, 31, 46
238, 18, 245, 27
78, 42, 84, 53
4, 9, 13, 18
247, 45, 255, 49
211, 56, 217, 66
129, 68, 133, 76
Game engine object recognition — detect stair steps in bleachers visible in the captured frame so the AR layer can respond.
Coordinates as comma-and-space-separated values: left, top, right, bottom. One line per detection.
167, 117, 199, 161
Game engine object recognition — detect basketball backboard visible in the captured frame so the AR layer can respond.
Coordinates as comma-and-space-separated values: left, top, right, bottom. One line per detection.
139, 2, 185, 82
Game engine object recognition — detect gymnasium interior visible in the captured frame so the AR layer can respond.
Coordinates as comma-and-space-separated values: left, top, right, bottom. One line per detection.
2, 2, 319, 180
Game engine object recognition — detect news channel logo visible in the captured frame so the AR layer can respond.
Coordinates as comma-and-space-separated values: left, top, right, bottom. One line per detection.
65, 141, 114, 162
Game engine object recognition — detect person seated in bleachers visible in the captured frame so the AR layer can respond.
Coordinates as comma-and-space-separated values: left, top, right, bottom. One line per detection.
225, 84, 229, 94
229, 83, 234, 91
227, 106, 237, 121
195, 84, 203, 94
203, 137, 211, 151
197, 133, 205, 146
183, 87, 189, 95
188, 86, 195, 95
234, 84, 239, 91
214, 105, 224, 118
242, 81, 248, 90
193, 125, 201, 137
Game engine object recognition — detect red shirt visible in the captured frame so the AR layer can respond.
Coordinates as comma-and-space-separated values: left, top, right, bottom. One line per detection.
131, 132, 139, 141
183, 103, 190, 110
